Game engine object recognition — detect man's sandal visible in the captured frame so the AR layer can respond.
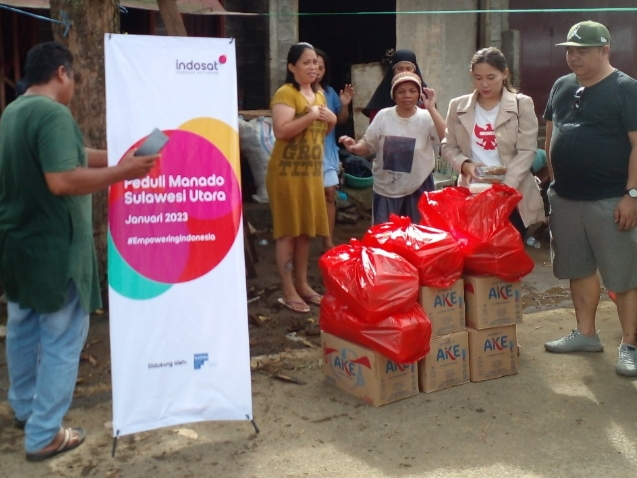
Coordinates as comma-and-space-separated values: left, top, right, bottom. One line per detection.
26, 427, 85, 462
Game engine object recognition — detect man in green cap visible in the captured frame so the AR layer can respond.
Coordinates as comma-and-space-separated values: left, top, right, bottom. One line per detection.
543, 21, 637, 377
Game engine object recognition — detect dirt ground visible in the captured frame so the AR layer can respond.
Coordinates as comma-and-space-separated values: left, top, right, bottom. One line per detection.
1, 200, 635, 478
242, 201, 370, 357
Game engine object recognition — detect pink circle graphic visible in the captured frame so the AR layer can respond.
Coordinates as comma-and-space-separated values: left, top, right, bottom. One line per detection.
109, 130, 241, 283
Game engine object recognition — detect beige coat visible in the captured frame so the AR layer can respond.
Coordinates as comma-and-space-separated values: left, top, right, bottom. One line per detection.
442, 88, 545, 227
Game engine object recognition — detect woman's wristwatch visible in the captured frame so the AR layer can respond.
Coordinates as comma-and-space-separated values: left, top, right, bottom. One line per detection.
626, 188, 637, 198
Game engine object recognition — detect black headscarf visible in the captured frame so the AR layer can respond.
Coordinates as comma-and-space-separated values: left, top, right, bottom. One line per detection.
362, 49, 426, 118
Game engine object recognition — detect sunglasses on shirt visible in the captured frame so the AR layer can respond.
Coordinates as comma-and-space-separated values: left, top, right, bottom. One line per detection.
572, 86, 585, 114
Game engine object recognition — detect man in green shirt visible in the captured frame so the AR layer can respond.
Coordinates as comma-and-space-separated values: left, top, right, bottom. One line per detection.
0, 41, 158, 461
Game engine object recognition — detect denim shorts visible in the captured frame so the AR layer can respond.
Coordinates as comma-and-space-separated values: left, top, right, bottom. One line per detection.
323, 168, 339, 188
548, 188, 637, 292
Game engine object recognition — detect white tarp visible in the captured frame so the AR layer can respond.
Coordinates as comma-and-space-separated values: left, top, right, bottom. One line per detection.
105, 34, 251, 437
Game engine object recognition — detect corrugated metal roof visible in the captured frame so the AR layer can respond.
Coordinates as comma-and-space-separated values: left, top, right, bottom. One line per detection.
1, 0, 49, 8
0, 0, 253, 15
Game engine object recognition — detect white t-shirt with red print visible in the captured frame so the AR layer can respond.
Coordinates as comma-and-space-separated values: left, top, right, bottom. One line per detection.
470, 103, 503, 167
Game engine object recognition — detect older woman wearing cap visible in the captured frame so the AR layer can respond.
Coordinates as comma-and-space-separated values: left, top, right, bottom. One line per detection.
340, 71, 446, 225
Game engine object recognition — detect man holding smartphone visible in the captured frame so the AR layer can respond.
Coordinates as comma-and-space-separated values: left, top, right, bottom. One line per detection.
0, 42, 158, 461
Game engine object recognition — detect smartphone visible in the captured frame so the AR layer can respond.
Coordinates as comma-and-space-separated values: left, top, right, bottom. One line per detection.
134, 128, 169, 156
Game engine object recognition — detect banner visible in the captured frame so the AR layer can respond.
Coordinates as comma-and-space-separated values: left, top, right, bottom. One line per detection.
105, 34, 251, 436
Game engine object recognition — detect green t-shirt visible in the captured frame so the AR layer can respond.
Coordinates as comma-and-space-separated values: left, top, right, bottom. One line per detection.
0, 95, 101, 313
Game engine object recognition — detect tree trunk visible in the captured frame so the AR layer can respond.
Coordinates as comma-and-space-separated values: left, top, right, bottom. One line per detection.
157, 0, 188, 36
49, 0, 120, 307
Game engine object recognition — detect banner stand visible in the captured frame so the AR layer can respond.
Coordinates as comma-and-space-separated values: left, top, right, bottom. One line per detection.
110, 417, 260, 458
111, 431, 119, 458
105, 34, 254, 453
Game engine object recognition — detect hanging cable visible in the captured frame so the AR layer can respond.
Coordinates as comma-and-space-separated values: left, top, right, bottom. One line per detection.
0, 4, 71, 36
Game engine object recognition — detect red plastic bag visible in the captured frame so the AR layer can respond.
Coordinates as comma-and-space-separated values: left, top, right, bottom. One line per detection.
417, 187, 472, 246
320, 292, 432, 363
418, 184, 534, 281
362, 214, 463, 288
319, 240, 419, 323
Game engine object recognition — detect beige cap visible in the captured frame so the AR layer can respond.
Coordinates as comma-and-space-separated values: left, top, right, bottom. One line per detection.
390, 71, 422, 100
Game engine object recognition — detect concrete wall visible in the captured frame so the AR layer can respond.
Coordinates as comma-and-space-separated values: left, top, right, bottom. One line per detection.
351, 62, 385, 140
269, 0, 298, 97
480, 0, 509, 49
481, 0, 519, 89
261, 0, 514, 115
396, 0, 478, 119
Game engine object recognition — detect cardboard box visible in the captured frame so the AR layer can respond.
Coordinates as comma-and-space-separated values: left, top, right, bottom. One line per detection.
418, 331, 469, 393
464, 275, 522, 330
321, 331, 418, 407
419, 280, 465, 337
467, 325, 518, 382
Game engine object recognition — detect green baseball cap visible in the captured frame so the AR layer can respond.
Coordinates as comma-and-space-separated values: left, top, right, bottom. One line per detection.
556, 20, 610, 47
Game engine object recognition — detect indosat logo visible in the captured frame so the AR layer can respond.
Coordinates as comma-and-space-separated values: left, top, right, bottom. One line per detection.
175, 55, 227, 74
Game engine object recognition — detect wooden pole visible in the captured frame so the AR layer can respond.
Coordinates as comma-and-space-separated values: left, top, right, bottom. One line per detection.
156, 0, 188, 36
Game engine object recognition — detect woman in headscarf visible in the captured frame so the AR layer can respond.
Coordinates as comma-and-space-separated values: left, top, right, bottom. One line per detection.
362, 49, 427, 121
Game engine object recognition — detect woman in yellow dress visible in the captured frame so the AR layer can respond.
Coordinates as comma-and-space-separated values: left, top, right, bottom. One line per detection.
266, 43, 337, 313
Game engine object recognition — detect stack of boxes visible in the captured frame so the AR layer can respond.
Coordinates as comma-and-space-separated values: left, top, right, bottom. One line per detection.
464, 275, 521, 382
322, 273, 523, 403
417, 279, 469, 393
417, 275, 521, 392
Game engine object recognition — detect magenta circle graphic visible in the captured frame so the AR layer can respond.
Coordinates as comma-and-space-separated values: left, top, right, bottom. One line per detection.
109, 130, 241, 283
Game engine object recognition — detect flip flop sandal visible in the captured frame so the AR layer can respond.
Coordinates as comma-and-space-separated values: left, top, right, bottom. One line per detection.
26, 427, 86, 462
300, 294, 322, 307
277, 298, 310, 314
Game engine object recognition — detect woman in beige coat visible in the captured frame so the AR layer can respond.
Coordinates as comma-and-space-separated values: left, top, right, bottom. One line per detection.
442, 47, 545, 237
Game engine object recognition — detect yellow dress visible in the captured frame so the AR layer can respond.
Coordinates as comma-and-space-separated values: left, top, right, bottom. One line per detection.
266, 84, 329, 239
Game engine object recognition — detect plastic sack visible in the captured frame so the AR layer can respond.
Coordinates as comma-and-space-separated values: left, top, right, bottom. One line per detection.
238, 116, 275, 203
319, 240, 419, 323
343, 154, 373, 178
320, 293, 432, 363
418, 184, 534, 281
362, 214, 463, 288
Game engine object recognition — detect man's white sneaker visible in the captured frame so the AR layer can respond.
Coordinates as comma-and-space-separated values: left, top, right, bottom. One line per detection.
615, 344, 637, 377
544, 329, 603, 353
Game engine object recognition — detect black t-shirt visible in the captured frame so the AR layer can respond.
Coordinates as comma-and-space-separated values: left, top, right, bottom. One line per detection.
543, 70, 637, 200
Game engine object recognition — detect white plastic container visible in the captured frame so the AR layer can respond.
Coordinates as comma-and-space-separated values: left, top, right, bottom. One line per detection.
468, 182, 494, 194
